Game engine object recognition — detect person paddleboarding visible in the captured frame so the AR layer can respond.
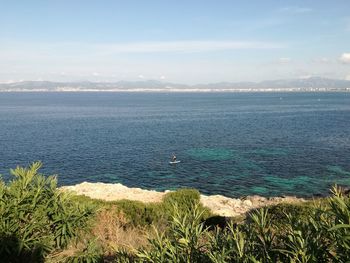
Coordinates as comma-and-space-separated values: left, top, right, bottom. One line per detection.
169, 154, 180, 164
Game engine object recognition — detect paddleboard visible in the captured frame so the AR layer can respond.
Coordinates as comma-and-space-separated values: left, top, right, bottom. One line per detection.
169, 160, 181, 164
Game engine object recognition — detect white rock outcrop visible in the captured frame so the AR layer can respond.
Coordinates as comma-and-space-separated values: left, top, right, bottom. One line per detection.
61, 182, 305, 217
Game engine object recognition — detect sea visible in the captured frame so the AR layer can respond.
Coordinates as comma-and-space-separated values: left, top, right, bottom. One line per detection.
1, 92, 350, 198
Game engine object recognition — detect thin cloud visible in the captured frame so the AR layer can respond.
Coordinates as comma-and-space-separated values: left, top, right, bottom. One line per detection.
312, 58, 331, 63
340, 53, 350, 64
278, 57, 291, 63
0, 40, 286, 62
93, 40, 285, 54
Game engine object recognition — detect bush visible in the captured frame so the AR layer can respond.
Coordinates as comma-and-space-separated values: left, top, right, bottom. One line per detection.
5, 162, 350, 262
163, 188, 211, 220
137, 203, 208, 262
114, 200, 163, 227
267, 202, 315, 226
131, 186, 350, 262
111, 188, 210, 227
163, 188, 200, 210
63, 241, 103, 263
0, 162, 94, 262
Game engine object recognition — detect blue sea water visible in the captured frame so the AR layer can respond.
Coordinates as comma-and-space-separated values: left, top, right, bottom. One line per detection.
1, 92, 350, 197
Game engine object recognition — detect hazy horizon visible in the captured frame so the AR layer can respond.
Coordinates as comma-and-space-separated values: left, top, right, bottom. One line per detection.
1, 1, 349, 84
1, 75, 350, 85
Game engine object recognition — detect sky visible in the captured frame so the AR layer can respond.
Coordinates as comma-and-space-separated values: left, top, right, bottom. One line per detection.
0, 0, 350, 84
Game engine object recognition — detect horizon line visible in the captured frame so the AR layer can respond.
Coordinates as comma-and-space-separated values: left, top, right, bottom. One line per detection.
1, 76, 350, 86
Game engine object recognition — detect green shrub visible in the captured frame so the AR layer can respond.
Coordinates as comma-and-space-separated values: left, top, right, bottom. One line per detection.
63, 241, 103, 263
112, 188, 210, 227
326, 186, 350, 261
137, 203, 209, 262
0, 162, 94, 262
113, 249, 136, 263
4, 162, 350, 262
132, 187, 350, 262
163, 188, 211, 220
114, 200, 163, 227
163, 188, 200, 210
267, 202, 315, 226
207, 223, 256, 263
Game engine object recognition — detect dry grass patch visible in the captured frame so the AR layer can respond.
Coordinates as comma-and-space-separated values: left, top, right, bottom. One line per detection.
92, 206, 150, 252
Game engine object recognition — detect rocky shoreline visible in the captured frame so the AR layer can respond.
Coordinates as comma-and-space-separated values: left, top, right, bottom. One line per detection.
61, 182, 306, 217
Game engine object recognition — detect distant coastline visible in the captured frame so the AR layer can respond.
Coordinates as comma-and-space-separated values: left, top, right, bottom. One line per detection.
1, 89, 349, 93
1, 77, 350, 92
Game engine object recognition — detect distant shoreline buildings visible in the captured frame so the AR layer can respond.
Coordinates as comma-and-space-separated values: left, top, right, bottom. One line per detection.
1, 77, 350, 92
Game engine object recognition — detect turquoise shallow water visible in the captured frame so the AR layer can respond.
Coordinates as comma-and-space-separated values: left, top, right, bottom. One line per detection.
0, 92, 350, 197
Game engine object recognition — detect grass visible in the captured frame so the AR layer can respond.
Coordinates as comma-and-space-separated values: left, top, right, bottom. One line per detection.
91, 207, 149, 251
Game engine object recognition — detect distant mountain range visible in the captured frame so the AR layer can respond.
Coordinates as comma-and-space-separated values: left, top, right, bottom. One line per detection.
1, 77, 350, 92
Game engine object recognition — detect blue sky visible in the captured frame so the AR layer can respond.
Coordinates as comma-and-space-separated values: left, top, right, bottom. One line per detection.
0, 0, 349, 84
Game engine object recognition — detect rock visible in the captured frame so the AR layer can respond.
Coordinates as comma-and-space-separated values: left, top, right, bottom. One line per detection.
242, 199, 253, 207
245, 195, 268, 206
61, 182, 165, 203
200, 195, 241, 217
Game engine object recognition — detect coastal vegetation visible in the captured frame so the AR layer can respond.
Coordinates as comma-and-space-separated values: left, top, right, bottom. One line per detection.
1, 162, 350, 262
0, 162, 94, 262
